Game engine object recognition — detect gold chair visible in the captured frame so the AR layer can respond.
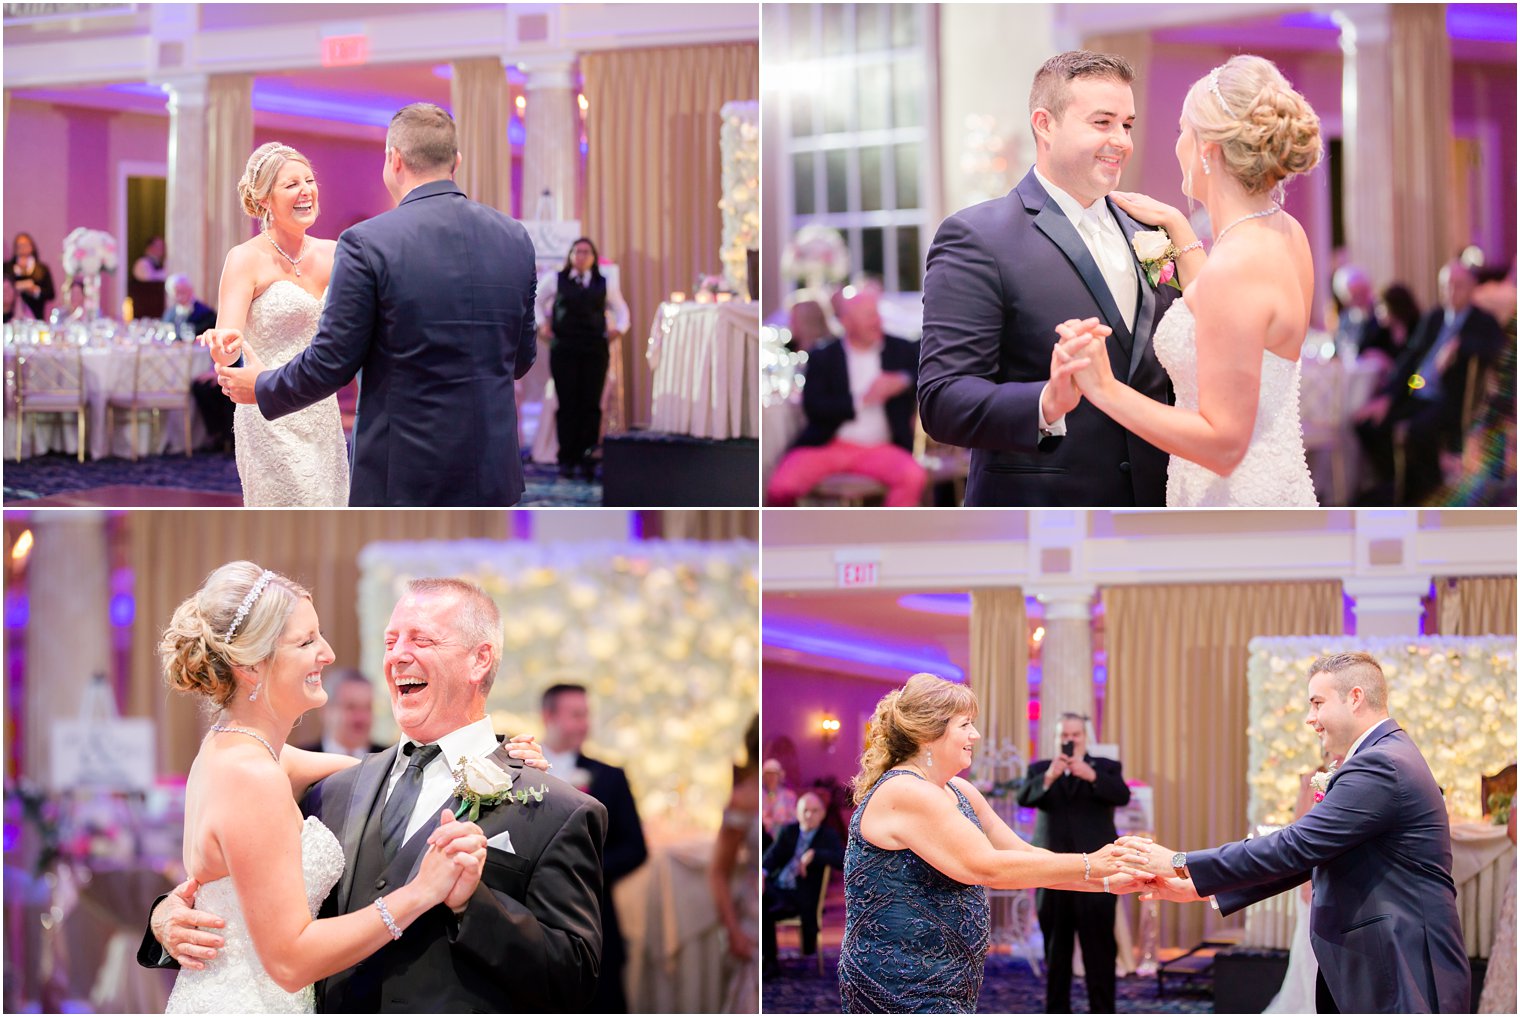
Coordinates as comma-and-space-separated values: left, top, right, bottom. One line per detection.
106, 342, 196, 460
775, 864, 831, 975
14, 346, 87, 462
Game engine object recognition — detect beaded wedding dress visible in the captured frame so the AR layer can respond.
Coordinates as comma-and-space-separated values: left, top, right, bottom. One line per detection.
1151, 299, 1318, 506
233, 281, 350, 506
165, 816, 345, 1014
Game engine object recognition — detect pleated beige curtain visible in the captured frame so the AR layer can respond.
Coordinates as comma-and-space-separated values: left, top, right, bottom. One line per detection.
127, 512, 512, 774
450, 57, 513, 214
203, 74, 254, 298
970, 589, 1027, 754
1389, 4, 1454, 308
583, 42, 759, 425
1103, 580, 1343, 949
1432, 576, 1518, 636
654, 510, 759, 543
1080, 31, 1153, 192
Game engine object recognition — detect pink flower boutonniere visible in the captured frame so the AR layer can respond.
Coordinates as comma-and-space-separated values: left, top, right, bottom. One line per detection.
1131, 229, 1183, 292
1309, 766, 1336, 803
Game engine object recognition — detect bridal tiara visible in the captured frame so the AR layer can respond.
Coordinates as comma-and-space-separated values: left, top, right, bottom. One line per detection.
250, 146, 289, 182
226, 570, 275, 641
1208, 67, 1238, 118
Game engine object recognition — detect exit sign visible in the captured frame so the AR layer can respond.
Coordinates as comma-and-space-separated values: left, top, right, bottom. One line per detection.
321, 33, 369, 67
837, 562, 878, 587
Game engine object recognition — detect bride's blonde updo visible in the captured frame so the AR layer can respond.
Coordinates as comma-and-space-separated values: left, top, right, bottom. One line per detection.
852, 673, 978, 805
1183, 54, 1322, 198
160, 561, 310, 710
237, 142, 312, 225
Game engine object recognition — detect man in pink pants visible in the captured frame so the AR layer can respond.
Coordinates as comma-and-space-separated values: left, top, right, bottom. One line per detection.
767, 281, 927, 506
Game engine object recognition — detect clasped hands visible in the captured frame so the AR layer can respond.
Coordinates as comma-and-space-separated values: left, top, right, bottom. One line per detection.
197, 328, 265, 406
1109, 834, 1208, 904
1042, 318, 1118, 423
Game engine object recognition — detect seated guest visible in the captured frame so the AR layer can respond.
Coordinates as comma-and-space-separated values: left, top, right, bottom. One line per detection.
762, 791, 844, 973
1331, 264, 1390, 360
3, 277, 16, 323
761, 758, 797, 848
767, 280, 927, 506
5, 232, 55, 321
1375, 283, 1422, 358
1437, 265, 1517, 506
1354, 258, 1506, 503
785, 291, 836, 353
130, 236, 168, 319
163, 274, 216, 338
541, 682, 647, 1013
293, 667, 386, 756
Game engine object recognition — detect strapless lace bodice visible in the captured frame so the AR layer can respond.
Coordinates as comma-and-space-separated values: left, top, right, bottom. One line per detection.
233, 280, 350, 506
165, 816, 345, 1014
1151, 299, 1318, 506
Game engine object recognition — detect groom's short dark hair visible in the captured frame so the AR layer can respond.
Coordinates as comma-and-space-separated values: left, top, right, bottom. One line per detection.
1029, 51, 1135, 122
388, 103, 458, 174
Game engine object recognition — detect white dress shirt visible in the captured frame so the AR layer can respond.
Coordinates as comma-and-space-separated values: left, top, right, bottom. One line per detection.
1343, 717, 1396, 762
534, 271, 632, 334
385, 716, 500, 844
321, 736, 369, 760
834, 340, 894, 447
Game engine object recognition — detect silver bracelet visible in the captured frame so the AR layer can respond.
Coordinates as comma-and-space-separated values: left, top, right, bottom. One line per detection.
1082, 852, 1092, 881
1103, 875, 1112, 893
374, 896, 403, 940
1175, 239, 1204, 256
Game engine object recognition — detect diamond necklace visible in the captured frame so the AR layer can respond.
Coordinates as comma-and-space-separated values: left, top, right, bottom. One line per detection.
1213, 205, 1280, 246
264, 231, 308, 278
210, 723, 280, 762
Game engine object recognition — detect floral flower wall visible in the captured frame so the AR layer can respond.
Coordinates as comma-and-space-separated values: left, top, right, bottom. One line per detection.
718, 100, 759, 296
358, 539, 758, 831
1247, 636, 1517, 825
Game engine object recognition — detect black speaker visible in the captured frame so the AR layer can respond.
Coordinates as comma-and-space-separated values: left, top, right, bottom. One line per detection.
1212, 947, 1289, 1014
601, 431, 758, 506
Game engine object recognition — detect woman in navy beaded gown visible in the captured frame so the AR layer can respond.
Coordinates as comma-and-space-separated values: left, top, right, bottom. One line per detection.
838, 674, 1150, 1014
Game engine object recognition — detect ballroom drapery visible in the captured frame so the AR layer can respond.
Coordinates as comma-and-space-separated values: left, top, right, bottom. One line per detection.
203, 74, 254, 299
1389, 3, 1455, 309
969, 589, 1027, 758
647, 510, 759, 543
126, 511, 513, 774
1432, 576, 1518, 636
450, 57, 513, 215
1102, 580, 1343, 949
583, 42, 759, 426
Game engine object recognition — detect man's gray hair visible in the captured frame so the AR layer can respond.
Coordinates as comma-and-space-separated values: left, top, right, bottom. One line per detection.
405, 577, 502, 693
1308, 651, 1388, 710
387, 103, 458, 175
164, 272, 192, 297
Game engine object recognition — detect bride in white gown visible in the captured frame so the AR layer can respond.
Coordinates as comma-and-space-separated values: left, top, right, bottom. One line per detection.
1055, 55, 1321, 507
155, 561, 547, 1013
202, 143, 349, 507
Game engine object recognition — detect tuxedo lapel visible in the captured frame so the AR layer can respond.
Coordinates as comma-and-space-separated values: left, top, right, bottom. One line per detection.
1326, 721, 1402, 793
398, 740, 527, 883
336, 746, 398, 912
1108, 201, 1159, 384
1031, 200, 1135, 360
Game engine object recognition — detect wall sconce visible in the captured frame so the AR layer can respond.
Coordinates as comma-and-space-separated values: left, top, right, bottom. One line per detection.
819, 715, 841, 751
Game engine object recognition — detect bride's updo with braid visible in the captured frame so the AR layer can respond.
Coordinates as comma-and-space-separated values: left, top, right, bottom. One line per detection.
852, 673, 978, 805
160, 561, 310, 710
1183, 54, 1322, 198
237, 142, 312, 226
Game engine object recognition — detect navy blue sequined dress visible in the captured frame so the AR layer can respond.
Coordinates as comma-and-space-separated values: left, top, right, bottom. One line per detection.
838, 770, 990, 1013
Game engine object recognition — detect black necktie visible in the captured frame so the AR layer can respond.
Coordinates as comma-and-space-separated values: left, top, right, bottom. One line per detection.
380, 742, 441, 859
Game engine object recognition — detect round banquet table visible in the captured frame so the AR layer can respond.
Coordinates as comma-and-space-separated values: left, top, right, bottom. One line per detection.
646, 302, 760, 440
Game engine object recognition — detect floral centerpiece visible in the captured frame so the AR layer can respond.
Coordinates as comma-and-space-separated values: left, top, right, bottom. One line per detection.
61, 227, 120, 319
781, 224, 849, 291
718, 100, 759, 297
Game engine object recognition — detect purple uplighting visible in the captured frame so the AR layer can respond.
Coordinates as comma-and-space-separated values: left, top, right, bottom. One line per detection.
896, 592, 971, 616
5, 593, 28, 630
765, 621, 964, 681
109, 593, 134, 628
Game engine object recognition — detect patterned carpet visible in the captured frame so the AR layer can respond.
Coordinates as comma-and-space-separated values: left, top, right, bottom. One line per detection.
2, 452, 603, 507
762, 952, 1216, 1014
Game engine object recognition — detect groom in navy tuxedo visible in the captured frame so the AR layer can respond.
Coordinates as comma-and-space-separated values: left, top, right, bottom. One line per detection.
1126, 651, 1470, 1013
217, 103, 537, 507
918, 51, 1178, 506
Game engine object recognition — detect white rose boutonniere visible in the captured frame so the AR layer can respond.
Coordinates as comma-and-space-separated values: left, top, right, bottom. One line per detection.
1309, 766, 1336, 803
451, 754, 547, 820
1130, 228, 1183, 291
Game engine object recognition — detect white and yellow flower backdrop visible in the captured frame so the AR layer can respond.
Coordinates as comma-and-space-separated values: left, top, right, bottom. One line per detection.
1247, 636, 1517, 825
357, 539, 758, 831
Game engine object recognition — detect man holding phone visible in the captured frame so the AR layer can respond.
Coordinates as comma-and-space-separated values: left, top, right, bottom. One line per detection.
1017, 713, 1131, 1013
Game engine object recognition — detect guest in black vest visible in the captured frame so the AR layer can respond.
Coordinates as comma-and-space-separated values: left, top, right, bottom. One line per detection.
6, 232, 56, 321
536, 238, 631, 480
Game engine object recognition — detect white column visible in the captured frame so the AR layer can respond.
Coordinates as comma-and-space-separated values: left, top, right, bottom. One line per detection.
25, 513, 112, 785
1030, 584, 1096, 753
1343, 575, 1431, 637
1334, 6, 1396, 296
160, 73, 210, 295
521, 58, 579, 222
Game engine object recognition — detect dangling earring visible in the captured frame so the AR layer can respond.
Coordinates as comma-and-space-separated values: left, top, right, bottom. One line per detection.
925, 749, 934, 770
249, 681, 262, 702
1201, 154, 1211, 176
261, 207, 271, 230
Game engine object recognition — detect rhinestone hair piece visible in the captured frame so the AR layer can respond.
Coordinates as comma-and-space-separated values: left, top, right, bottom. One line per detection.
1208, 67, 1237, 118
250, 146, 289, 183
226, 570, 275, 641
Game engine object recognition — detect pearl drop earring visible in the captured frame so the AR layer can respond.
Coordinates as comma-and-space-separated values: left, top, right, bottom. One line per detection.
249, 681, 262, 702
1202, 154, 1211, 176
926, 749, 934, 769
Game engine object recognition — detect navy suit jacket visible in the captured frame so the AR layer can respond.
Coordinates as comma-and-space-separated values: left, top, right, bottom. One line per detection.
794, 334, 919, 452
254, 180, 537, 506
575, 753, 647, 982
918, 169, 1177, 506
1187, 721, 1470, 1014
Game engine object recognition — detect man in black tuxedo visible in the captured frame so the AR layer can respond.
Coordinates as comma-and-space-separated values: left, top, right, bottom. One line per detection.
540, 683, 647, 1013
1131, 652, 1469, 1013
293, 668, 389, 757
163, 274, 217, 339
761, 791, 844, 971
1354, 258, 1506, 503
142, 578, 608, 1012
1330, 265, 1391, 360
165, 273, 236, 454
1016, 713, 1130, 1013
217, 103, 537, 506
919, 51, 1179, 506
766, 280, 927, 506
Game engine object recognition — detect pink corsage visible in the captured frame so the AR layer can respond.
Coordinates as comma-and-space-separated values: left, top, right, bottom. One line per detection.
1309, 767, 1335, 803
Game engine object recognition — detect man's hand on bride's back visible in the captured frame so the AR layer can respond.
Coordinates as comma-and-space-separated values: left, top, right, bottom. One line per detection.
153, 876, 227, 970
